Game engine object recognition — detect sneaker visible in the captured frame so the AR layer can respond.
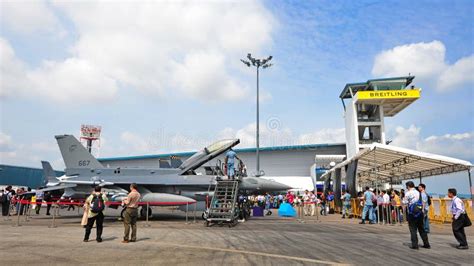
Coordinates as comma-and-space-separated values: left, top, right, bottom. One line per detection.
359, 221, 365, 224
130, 240, 136, 243
121, 240, 129, 244
456, 245, 468, 250
83, 239, 88, 242
409, 245, 419, 250
422, 245, 430, 249
96, 239, 102, 243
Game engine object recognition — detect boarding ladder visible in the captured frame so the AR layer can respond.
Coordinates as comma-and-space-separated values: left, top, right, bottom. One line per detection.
205, 180, 240, 227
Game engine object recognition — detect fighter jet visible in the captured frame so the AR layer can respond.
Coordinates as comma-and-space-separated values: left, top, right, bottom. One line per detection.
43, 135, 290, 217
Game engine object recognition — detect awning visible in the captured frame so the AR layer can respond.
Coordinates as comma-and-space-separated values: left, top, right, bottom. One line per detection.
321, 143, 472, 183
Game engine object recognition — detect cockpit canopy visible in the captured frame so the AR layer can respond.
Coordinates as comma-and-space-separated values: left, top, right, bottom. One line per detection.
179, 139, 240, 174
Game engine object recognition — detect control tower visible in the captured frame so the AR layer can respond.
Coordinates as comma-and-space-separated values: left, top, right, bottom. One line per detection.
339, 76, 421, 158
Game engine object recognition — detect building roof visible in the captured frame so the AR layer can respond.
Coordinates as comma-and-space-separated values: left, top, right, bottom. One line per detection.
98, 143, 346, 162
0, 164, 64, 188
321, 143, 472, 183
339, 76, 415, 99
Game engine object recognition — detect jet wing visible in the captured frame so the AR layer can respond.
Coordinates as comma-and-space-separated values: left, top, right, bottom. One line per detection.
22, 184, 78, 194
179, 139, 240, 174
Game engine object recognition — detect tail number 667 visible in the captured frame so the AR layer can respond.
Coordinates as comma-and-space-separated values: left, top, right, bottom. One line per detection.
78, 160, 90, 166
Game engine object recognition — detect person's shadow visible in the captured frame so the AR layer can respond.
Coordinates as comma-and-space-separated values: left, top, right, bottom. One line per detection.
100, 236, 118, 242
135, 237, 151, 242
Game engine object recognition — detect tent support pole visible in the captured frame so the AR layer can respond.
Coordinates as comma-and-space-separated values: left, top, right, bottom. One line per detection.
468, 169, 473, 201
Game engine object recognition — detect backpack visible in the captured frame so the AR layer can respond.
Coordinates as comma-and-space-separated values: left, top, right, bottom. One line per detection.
0, 193, 6, 203
408, 191, 423, 218
427, 194, 432, 206
90, 194, 105, 213
327, 194, 334, 201
371, 192, 377, 204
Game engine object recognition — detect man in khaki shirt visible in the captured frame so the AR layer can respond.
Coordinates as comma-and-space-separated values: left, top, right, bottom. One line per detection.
122, 183, 141, 243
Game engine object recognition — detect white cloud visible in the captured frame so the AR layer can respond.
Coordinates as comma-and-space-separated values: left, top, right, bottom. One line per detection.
0, 132, 14, 151
0, 132, 64, 168
437, 55, 474, 91
0, 38, 118, 103
389, 125, 473, 161
418, 133, 474, 160
28, 58, 118, 103
218, 122, 345, 148
0, 1, 274, 103
390, 125, 421, 150
372, 41, 474, 92
172, 52, 249, 101
298, 128, 346, 145
119, 131, 150, 154
0, 38, 31, 98
0, 0, 62, 34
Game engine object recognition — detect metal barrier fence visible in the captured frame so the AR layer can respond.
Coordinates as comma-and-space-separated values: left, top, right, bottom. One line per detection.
328, 198, 473, 223
4, 200, 198, 228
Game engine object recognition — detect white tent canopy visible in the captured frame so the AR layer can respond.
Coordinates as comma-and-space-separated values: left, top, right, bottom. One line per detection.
321, 143, 472, 184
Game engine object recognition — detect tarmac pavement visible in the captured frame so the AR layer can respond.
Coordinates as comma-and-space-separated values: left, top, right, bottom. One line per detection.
0, 207, 473, 265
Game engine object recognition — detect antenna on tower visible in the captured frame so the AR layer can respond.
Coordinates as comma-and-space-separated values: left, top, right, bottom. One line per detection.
80, 124, 102, 156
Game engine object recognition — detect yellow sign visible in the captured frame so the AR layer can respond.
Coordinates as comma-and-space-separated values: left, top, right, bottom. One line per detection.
357, 89, 420, 100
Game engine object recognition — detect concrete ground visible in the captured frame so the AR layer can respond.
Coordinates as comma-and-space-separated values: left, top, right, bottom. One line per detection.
1, 207, 473, 265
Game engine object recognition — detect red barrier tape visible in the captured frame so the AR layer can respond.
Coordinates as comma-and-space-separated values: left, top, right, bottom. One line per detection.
18, 200, 196, 206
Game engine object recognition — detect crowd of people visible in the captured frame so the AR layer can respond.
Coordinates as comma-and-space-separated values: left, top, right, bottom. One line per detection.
246, 190, 336, 217
2, 183, 470, 249
0, 186, 79, 219
355, 182, 470, 250
244, 182, 470, 250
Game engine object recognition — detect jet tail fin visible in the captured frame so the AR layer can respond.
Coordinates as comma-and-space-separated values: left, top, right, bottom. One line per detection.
55, 135, 104, 170
41, 161, 58, 186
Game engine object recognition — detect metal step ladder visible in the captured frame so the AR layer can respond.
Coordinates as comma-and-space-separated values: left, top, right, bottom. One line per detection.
205, 180, 240, 227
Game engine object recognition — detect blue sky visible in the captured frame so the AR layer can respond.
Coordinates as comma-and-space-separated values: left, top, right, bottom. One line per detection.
1, 0, 473, 181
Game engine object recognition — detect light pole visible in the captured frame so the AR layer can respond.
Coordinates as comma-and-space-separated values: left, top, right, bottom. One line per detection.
241, 53, 272, 176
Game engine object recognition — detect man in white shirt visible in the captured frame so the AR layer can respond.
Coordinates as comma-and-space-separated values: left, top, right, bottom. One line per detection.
448, 188, 469, 249
382, 190, 390, 223
302, 190, 311, 216
35, 189, 44, 215
402, 181, 430, 249
309, 191, 317, 216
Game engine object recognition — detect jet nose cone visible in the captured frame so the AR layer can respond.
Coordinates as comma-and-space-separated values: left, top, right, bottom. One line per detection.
240, 177, 292, 192
266, 179, 292, 191
256, 178, 292, 191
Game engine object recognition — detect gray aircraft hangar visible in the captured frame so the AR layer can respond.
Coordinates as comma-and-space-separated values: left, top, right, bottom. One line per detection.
98, 143, 346, 179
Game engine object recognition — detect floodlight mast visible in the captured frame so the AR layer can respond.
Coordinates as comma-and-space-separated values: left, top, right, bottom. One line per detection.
241, 54, 272, 177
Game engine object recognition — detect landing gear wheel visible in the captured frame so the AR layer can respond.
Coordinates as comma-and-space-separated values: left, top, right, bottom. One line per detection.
140, 207, 152, 218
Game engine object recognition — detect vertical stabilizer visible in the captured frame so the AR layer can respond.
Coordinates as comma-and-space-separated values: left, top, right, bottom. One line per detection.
41, 161, 59, 185
55, 135, 103, 170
